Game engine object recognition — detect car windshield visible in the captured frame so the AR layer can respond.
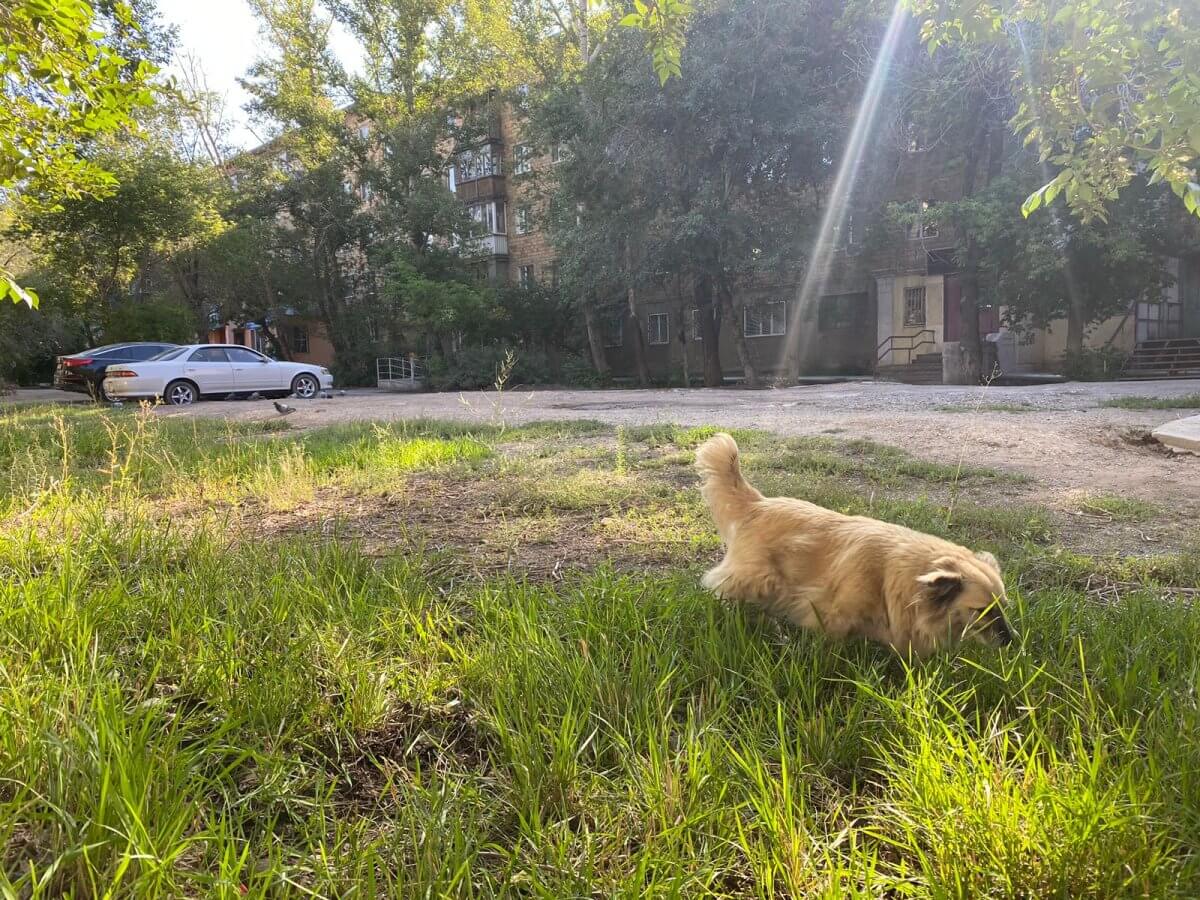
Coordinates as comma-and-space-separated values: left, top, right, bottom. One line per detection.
148, 347, 189, 361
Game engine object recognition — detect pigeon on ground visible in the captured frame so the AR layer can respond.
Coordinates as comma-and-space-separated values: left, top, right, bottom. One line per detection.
338, 389, 347, 397
273, 401, 295, 416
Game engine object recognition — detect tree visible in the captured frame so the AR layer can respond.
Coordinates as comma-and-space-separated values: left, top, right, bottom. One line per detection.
1, 0, 164, 305
535, 0, 854, 387
968, 166, 1181, 354
907, 0, 1200, 224
6, 141, 226, 338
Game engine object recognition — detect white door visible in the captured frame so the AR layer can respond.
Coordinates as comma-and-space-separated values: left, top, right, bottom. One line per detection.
183, 347, 236, 393
228, 347, 283, 391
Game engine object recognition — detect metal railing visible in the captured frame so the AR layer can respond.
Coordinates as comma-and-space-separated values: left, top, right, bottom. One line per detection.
377, 355, 427, 390
876, 329, 935, 366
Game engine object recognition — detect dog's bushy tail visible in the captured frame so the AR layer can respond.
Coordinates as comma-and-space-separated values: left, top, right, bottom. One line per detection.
695, 432, 762, 541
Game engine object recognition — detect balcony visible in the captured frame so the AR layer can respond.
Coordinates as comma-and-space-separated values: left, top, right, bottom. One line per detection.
465, 234, 508, 257
456, 174, 506, 203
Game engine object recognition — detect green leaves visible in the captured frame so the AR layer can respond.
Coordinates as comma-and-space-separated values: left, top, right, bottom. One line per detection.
1021, 171, 1071, 218
913, 0, 1200, 223
618, 0, 694, 84
1, 0, 160, 308
1, 271, 39, 309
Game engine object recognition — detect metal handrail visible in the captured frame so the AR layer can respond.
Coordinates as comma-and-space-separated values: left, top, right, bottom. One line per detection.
376, 356, 427, 387
876, 329, 935, 366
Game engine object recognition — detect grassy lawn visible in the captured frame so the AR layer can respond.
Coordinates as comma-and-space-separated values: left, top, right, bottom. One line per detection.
2, 404, 1199, 897
1098, 394, 1200, 410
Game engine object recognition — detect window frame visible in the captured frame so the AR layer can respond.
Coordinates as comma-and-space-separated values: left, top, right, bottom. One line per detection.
518, 265, 534, 288
647, 312, 670, 345
817, 294, 863, 333
743, 300, 788, 338
513, 144, 532, 175
903, 286, 927, 327
227, 347, 271, 364
514, 205, 531, 235
189, 347, 231, 363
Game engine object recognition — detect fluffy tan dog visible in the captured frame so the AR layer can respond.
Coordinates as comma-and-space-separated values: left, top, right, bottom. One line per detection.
695, 433, 1014, 656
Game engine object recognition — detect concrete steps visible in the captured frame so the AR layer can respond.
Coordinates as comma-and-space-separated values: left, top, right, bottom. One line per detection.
876, 352, 944, 385
1120, 338, 1200, 380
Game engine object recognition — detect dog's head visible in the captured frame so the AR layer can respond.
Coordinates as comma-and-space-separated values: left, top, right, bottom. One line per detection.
916, 550, 1015, 650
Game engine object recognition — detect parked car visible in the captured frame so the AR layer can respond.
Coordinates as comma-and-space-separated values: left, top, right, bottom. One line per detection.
102, 343, 334, 405
54, 342, 180, 400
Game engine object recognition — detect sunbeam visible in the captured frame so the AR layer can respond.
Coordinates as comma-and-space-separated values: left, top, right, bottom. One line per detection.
783, 0, 911, 377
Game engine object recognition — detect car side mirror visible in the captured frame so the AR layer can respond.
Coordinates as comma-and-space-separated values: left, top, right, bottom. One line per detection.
260, 358, 270, 363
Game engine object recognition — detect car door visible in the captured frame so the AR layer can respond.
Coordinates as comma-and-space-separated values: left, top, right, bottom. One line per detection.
227, 347, 283, 391
182, 347, 235, 394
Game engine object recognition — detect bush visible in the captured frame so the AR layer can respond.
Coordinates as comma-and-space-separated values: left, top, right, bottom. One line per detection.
559, 353, 609, 387
428, 347, 553, 391
1060, 346, 1128, 381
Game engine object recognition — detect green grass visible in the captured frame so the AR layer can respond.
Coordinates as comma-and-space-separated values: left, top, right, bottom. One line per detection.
1099, 394, 1200, 410
1, 405, 1199, 896
936, 402, 1038, 414
1076, 494, 1160, 523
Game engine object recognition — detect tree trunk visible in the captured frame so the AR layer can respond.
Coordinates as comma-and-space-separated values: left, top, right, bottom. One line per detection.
694, 273, 723, 387
625, 243, 651, 386
1066, 286, 1086, 355
717, 274, 758, 387
675, 276, 691, 387
581, 299, 611, 377
951, 104, 991, 384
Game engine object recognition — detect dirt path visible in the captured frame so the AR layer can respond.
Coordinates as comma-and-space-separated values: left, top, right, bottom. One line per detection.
11, 380, 1199, 525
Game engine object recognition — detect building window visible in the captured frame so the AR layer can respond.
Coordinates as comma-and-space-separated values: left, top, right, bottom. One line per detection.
515, 205, 531, 234
359, 181, 373, 202
469, 200, 506, 234
292, 325, 310, 354
513, 144, 532, 175
904, 286, 927, 327
458, 144, 502, 180
551, 143, 571, 165
909, 200, 938, 239
603, 312, 623, 347
818, 293, 865, 332
342, 179, 354, 195
648, 312, 670, 345
689, 307, 707, 341
518, 265, 534, 288
547, 263, 559, 289
744, 301, 787, 338
357, 123, 371, 139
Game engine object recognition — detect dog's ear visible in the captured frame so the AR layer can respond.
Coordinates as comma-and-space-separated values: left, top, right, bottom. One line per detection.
974, 550, 1000, 573
917, 568, 964, 605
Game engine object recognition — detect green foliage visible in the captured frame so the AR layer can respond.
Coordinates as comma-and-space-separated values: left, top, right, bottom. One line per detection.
104, 298, 196, 344
907, 0, 1200, 223
0, 0, 164, 306
1060, 347, 1129, 382
7, 142, 225, 331
619, 0, 694, 84
427, 346, 553, 390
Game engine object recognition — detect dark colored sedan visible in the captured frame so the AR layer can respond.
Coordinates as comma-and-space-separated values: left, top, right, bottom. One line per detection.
54, 342, 179, 400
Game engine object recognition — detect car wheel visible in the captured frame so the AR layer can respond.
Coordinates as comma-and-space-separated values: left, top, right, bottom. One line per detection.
164, 379, 198, 406
291, 373, 319, 399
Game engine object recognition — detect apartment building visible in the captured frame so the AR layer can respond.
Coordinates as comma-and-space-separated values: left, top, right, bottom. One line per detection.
225, 94, 1199, 383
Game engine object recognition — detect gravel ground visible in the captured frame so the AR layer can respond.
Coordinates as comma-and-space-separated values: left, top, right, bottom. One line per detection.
10, 379, 1199, 507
